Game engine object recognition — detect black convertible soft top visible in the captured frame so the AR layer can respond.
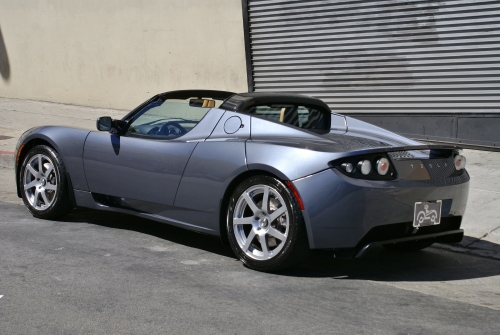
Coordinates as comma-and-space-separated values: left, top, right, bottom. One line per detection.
160, 89, 236, 101
220, 92, 332, 113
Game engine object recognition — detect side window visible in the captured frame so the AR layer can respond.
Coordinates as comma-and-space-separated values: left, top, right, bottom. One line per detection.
127, 98, 220, 138
296, 106, 327, 129
254, 106, 285, 122
250, 104, 328, 131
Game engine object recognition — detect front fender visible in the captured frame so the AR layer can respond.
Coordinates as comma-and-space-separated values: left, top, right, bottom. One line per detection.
16, 126, 91, 197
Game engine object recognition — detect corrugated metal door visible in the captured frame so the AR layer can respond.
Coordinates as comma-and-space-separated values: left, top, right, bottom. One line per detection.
245, 0, 500, 147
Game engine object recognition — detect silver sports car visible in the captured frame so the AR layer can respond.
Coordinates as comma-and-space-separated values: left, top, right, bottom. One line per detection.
15, 90, 469, 272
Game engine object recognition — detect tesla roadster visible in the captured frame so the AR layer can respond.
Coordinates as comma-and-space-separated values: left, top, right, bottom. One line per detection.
14, 90, 469, 271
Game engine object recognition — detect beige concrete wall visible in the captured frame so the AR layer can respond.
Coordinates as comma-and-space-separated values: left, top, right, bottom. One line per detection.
0, 0, 248, 110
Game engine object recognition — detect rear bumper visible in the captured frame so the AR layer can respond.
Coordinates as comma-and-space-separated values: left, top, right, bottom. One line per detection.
355, 229, 463, 258
294, 168, 469, 250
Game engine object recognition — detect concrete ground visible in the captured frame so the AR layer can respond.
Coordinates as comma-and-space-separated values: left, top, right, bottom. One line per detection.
1, 196, 499, 334
0, 97, 499, 333
1, 97, 499, 258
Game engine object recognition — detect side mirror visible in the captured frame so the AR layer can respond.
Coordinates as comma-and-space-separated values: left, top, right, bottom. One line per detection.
96, 116, 112, 131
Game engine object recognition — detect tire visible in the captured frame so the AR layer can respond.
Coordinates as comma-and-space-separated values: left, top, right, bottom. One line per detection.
19, 145, 72, 220
383, 239, 434, 252
226, 176, 309, 272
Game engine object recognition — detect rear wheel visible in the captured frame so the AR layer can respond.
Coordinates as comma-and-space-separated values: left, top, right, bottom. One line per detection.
227, 176, 309, 272
20, 145, 72, 220
383, 240, 434, 252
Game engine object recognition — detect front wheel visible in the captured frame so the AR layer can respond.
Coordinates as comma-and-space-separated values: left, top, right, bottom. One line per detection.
19, 145, 72, 220
226, 176, 309, 272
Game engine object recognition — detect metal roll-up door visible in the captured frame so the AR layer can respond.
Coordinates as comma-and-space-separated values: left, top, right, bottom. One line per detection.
244, 0, 500, 148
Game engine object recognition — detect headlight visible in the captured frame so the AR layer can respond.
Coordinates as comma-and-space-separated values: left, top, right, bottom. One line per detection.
454, 154, 466, 170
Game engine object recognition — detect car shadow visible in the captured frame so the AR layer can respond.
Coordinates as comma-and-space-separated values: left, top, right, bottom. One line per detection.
63, 209, 500, 282
283, 245, 500, 282
64, 208, 236, 259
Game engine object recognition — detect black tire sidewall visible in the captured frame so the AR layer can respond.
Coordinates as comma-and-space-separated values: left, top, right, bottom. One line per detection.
227, 175, 303, 271
19, 145, 70, 219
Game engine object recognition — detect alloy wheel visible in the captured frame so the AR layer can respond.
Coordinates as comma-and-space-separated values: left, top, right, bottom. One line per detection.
233, 184, 289, 260
23, 154, 58, 210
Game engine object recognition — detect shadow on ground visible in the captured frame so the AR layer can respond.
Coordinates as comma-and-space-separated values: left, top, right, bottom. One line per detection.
64, 208, 235, 259
457, 235, 500, 254
63, 208, 500, 282
0, 25, 10, 81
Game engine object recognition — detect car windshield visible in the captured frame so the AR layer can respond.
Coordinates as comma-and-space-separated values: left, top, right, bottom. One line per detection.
127, 97, 223, 138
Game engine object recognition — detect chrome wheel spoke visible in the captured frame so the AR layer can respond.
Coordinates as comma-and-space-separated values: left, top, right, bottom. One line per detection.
44, 163, 54, 177
27, 165, 38, 178
233, 216, 255, 226
243, 192, 260, 215
33, 189, 40, 206
24, 180, 37, 190
259, 234, 269, 259
262, 186, 269, 213
38, 155, 43, 173
242, 230, 256, 252
269, 206, 286, 223
40, 190, 49, 206
45, 183, 57, 191
268, 227, 286, 241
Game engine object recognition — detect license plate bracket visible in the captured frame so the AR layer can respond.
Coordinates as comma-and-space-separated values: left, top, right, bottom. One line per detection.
413, 200, 442, 227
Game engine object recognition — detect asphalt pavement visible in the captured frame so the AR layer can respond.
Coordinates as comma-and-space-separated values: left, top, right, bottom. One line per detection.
0, 97, 499, 333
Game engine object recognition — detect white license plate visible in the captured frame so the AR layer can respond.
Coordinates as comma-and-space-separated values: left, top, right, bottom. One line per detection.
413, 200, 442, 227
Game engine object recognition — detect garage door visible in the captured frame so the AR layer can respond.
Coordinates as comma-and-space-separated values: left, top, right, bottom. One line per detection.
244, 0, 500, 148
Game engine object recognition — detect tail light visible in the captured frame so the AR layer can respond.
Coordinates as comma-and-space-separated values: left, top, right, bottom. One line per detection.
331, 154, 396, 180
376, 158, 390, 176
358, 160, 372, 175
454, 155, 466, 170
